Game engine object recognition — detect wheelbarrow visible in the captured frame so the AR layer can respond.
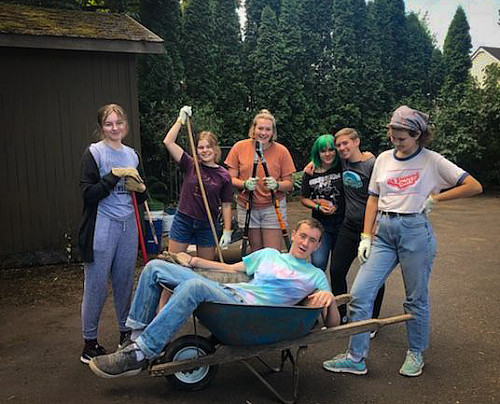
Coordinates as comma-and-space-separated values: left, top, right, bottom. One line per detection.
148, 294, 411, 403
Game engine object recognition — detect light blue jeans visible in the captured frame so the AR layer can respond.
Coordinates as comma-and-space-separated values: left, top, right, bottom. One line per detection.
347, 212, 436, 360
126, 259, 243, 359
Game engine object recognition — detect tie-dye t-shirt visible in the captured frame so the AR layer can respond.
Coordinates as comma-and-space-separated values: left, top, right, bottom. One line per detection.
225, 248, 330, 306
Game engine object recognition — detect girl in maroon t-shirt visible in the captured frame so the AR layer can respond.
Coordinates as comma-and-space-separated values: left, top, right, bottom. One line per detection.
162, 106, 233, 260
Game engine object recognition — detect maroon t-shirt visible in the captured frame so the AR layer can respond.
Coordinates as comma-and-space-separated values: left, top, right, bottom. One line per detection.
177, 152, 233, 221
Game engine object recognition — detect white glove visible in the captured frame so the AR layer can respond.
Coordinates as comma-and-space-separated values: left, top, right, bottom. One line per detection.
420, 195, 436, 214
244, 177, 258, 191
358, 233, 372, 264
263, 176, 279, 191
219, 230, 233, 249
178, 106, 192, 125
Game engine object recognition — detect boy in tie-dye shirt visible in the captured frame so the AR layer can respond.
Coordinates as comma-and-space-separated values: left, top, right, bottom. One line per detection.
89, 219, 340, 379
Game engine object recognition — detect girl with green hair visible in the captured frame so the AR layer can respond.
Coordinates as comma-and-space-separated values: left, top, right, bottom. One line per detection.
300, 134, 345, 271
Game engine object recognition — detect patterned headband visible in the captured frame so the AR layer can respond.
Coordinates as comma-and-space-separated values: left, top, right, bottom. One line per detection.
389, 105, 429, 134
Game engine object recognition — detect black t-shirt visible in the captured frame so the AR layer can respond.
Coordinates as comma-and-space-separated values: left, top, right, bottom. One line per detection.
301, 165, 345, 230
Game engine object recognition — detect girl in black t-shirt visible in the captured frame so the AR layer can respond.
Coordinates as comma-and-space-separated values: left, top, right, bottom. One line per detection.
300, 134, 345, 271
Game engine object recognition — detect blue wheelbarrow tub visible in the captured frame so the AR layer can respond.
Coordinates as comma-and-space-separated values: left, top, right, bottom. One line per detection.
194, 302, 323, 346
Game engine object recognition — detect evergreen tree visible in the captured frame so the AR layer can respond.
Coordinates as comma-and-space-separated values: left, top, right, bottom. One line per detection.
276, 0, 312, 166
401, 12, 443, 110
212, 0, 248, 145
358, 0, 387, 151
181, 0, 217, 106
249, 7, 289, 139
433, 6, 475, 174
368, 0, 408, 109
323, 0, 367, 132
243, 0, 281, 110
442, 6, 472, 90
296, 0, 332, 135
249, 6, 283, 108
138, 0, 184, 181
244, 0, 281, 53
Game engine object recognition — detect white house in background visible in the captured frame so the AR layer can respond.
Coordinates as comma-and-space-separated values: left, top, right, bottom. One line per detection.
470, 46, 500, 86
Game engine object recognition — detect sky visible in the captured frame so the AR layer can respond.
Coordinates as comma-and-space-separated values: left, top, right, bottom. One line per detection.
404, 0, 500, 51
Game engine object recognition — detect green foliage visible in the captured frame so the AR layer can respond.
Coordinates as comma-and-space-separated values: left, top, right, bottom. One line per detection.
138, 0, 184, 187
212, 0, 248, 146
12, 0, 498, 190
181, 0, 217, 105
433, 82, 483, 171
442, 6, 472, 90
368, 0, 408, 109
432, 65, 500, 187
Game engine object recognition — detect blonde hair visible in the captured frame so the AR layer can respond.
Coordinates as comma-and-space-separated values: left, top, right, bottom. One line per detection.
248, 109, 277, 141
197, 131, 222, 163
96, 104, 128, 140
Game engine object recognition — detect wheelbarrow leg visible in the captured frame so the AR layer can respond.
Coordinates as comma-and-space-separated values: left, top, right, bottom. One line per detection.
255, 348, 291, 373
241, 345, 308, 404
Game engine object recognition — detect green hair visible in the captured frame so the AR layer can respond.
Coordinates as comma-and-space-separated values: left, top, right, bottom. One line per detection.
310, 134, 339, 169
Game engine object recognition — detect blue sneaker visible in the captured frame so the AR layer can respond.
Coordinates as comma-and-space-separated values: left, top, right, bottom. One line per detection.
399, 350, 424, 377
323, 353, 367, 375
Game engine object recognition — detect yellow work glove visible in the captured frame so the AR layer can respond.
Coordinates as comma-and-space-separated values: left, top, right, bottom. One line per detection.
111, 167, 143, 183
124, 176, 146, 193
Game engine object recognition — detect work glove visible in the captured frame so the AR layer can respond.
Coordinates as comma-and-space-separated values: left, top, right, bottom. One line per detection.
263, 176, 279, 191
219, 230, 233, 249
158, 251, 193, 267
420, 195, 436, 215
357, 233, 372, 264
244, 177, 258, 191
124, 176, 146, 193
111, 168, 143, 183
178, 106, 192, 125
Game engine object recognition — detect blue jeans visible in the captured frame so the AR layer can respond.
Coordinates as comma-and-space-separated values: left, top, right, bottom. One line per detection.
125, 259, 243, 359
311, 227, 340, 271
347, 213, 436, 360
169, 211, 221, 247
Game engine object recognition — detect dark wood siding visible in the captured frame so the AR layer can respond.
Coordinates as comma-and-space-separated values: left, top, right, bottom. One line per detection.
0, 47, 140, 262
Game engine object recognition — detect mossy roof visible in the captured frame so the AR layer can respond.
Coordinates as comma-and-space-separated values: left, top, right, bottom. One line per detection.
0, 3, 162, 43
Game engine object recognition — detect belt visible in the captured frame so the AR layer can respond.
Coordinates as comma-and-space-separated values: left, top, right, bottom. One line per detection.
379, 211, 421, 217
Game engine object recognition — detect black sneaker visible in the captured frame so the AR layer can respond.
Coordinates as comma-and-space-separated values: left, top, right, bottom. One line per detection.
80, 341, 107, 365
118, 330, 133, 350
89, 344, 148, 378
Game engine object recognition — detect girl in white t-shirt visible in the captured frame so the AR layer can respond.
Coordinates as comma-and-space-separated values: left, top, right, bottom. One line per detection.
323, 105, 482, 378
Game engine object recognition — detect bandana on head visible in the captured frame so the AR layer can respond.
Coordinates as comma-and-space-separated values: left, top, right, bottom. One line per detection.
389, 105, 429, 134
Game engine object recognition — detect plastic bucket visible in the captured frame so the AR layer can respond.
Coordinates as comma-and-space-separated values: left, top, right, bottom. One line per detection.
144, 211, 163, 254
163, 208, 177, 234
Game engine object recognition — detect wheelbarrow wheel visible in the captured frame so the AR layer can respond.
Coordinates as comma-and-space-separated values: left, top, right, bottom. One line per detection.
164, 335, 218, 391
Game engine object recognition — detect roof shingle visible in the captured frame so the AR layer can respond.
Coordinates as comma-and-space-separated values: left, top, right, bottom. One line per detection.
0, 4, 162, 42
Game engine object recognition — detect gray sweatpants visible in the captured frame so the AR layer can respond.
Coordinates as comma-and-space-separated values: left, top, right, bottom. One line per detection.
82, 214, 138, 340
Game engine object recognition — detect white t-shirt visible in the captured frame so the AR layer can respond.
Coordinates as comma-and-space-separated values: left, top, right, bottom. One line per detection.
369, 148, 468, 213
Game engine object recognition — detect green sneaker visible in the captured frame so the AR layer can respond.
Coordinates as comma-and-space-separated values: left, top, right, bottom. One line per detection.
399, 350, 424, 377
323, 353, 367, 375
